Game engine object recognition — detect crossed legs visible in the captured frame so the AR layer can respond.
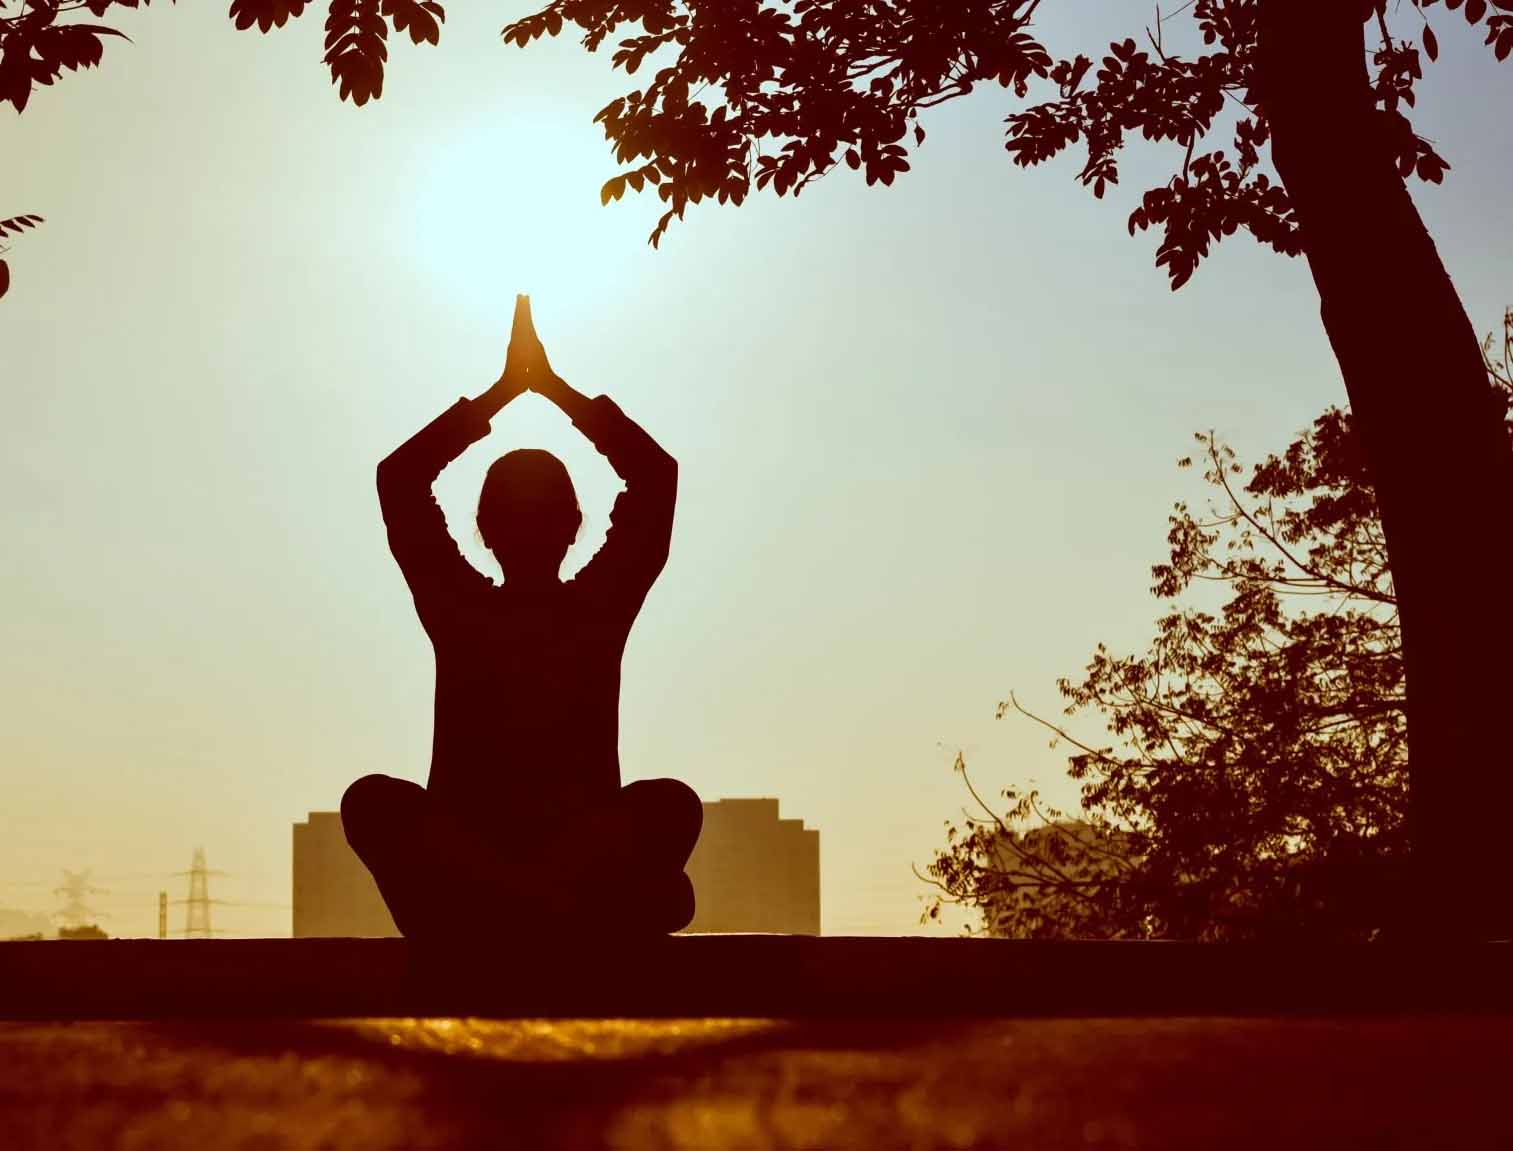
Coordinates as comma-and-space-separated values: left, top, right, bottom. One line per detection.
341, 774, 702, 941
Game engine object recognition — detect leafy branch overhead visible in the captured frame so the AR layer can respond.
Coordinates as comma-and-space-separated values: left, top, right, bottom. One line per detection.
496, 0, 1513, 280
0, 0, 131, 114
0, 213, 44, 300
0, 0, 444, 112
6, 0, 1508, 280
0, 0, 440, 297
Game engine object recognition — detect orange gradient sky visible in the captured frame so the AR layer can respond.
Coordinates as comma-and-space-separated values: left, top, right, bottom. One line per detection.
3, 3, 1510, 936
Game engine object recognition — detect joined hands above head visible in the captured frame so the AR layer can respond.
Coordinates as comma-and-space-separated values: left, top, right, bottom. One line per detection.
476, 294, 592, 424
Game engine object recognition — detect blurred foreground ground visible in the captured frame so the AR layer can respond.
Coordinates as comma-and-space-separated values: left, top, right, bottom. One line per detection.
3, 1015, 1510, 1149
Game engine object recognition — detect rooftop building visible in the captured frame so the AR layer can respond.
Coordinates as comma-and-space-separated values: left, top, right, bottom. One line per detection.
683, 798, 820, 935
292, 812, 399, 938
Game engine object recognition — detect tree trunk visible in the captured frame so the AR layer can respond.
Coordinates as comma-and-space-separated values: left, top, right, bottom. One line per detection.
1259, 1, 1512, 938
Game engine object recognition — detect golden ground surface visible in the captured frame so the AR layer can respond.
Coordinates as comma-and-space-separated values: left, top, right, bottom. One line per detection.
2, 1016, 1509, 1149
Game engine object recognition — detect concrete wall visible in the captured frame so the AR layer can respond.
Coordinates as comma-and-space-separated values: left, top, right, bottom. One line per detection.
683, 798, 820, 935
291, 813, 399, 938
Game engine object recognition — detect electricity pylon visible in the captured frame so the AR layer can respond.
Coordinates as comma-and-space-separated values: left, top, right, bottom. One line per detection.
173, 847, 226, 938
53, 870, 105, 930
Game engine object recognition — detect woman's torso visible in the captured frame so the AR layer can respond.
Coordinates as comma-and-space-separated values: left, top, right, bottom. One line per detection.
424, 580, 629, 833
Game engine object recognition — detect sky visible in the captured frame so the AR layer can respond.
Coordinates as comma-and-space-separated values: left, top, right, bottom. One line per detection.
3, 2, 1511, 938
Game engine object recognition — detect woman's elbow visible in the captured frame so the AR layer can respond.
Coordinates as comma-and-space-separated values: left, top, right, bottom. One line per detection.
651, 449, 678, 492
375, 454, 406, 503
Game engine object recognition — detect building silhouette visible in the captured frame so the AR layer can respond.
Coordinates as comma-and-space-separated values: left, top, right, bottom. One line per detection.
57, 924, 108, 940
980, 819, 1132, 939
292, 812, 399, 938
682, 798, 820, 935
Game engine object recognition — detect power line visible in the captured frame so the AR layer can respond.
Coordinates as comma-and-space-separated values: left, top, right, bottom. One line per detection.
9, 857, 290, 933
217, 900, 293, 910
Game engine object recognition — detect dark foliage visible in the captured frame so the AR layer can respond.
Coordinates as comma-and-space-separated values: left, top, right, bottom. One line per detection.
0, 0, 131, 115
489, 0, 1513, 273
921, 311, 1513, 941
0, 0, 443, 112
0, 212, 44, 299
4, 1, 1506, 279
0, 0, 441, 286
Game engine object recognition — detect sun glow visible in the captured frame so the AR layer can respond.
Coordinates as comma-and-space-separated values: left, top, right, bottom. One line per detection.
395, 107, 664, 582
406, 108, 646, 338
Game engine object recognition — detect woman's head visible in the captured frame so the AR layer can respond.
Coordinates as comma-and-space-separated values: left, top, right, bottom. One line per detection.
477, 449, 582, 581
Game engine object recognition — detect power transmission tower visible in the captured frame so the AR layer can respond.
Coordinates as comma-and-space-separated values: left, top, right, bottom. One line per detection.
181, 847, 224, 938
53, 870, 105, 931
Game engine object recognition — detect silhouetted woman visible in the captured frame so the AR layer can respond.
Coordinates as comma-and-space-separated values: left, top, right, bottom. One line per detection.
342, 297, 701, 940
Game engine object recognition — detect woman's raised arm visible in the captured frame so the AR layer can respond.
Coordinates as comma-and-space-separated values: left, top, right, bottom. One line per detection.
376, 336, 529, 618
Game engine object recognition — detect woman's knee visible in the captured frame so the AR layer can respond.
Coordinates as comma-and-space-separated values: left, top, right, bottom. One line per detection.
623, 778, 703, 853
341, 774, 423, 854
668, 781, 704, 848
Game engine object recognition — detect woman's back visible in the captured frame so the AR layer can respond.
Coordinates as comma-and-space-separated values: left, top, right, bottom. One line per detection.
425, 575, 631, 829
375, 382, 677, 846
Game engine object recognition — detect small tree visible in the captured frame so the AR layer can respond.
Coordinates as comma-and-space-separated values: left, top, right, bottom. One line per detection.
923, 310, 1513, 941
923, 776, 1137, 939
